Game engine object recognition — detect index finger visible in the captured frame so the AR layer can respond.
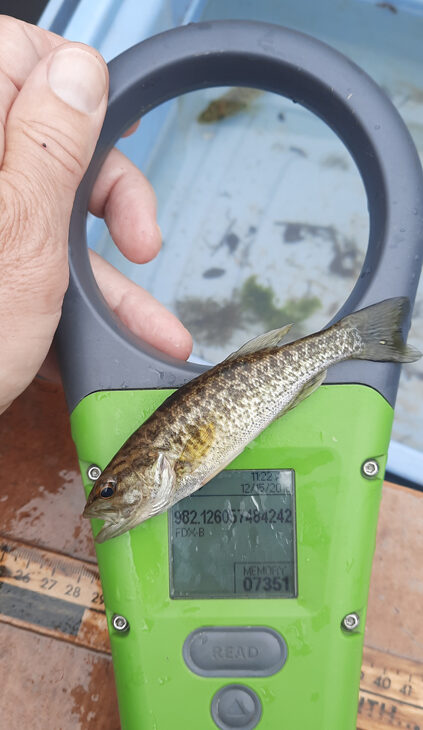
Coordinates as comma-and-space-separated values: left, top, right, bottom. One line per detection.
0, 16, 139, 165
0, 17, 65, 164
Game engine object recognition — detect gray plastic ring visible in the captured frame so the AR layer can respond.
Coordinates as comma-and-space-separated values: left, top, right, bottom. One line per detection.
56, 20, 423, 411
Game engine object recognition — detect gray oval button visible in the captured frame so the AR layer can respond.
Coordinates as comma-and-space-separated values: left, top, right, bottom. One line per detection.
211, 685, 261, 730
183, 626, 287, 677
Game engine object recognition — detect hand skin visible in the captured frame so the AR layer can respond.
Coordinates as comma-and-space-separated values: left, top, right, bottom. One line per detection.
0, 16, 192, 414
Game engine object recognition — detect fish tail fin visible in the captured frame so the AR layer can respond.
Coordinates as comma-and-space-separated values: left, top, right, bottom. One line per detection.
341, 297, 421, 362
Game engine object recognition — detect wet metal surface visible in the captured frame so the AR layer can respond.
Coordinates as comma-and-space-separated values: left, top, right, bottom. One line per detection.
0, 380, 95, 561
0, 623, 119, 730
0, 380, 119, 729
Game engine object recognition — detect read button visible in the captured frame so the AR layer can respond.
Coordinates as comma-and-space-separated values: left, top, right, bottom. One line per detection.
211, 685, 261, 730
183, 627, 287, 677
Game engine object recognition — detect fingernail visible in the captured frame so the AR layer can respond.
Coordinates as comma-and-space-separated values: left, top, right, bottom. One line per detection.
48, 47, 107, 113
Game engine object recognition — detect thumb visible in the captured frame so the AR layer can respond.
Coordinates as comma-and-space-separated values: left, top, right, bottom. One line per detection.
0, 43, 108, 411
2, 42, 108, 224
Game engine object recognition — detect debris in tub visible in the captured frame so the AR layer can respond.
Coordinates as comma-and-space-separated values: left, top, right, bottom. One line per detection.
289, 146, 308, 157
277, 112, 285, 122
197, 88, 263, 123
212, 220, 241, 255
203, 267, 226, 279
240, 275, 321, 331
176, 276, 321, 346
276, 221, 335, 244
176, 297, 244, 345
222, 231, 240, 254
401, 83, 423, 105
280, 222, 308, 243
329, 237, 362, 278
321, 154, 349, 170
375, 2, 397, 13
274, 221, 363, 279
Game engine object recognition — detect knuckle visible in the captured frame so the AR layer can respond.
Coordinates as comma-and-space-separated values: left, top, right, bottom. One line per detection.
19, 117, 85, 180
0, 178, 34, 258
0, 15, 19, 36
0, 177, 68, 294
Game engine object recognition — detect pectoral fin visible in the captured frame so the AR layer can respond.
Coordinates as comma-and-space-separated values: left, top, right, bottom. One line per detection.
150, 453, 176, 515
224, 324, 293, 361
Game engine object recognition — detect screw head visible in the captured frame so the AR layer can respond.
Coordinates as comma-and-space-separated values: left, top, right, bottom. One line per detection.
342, 613, 360, 631
87, 464, 102, 481
362, 459, 379, 479
112, 614, 129, 632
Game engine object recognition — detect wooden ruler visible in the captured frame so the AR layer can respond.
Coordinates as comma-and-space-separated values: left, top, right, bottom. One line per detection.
1, 537, 422, 729
0, 536, 109, 653
358, 648, 423, 730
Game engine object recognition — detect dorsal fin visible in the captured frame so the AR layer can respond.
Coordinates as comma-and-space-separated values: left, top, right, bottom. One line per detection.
224, 324, 293, 362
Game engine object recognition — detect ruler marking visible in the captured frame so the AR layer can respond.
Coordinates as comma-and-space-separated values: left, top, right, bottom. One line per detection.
0, 538, 102, 612
360, 689, 423, 711
0, 582, 84, 635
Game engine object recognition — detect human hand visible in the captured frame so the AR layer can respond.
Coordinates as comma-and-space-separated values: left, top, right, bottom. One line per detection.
0, 16, 192, 414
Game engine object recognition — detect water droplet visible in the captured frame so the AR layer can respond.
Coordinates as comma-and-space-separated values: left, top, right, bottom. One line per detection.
374, 124, 381, 130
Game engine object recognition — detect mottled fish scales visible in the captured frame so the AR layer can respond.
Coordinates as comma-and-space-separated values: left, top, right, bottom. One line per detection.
83, 297, 420, 542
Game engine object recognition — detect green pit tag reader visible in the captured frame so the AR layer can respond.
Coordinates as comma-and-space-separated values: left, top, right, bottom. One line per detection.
56, 21, 423, 730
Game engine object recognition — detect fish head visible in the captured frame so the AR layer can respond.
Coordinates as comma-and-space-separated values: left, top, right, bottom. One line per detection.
82, 452, 176, 543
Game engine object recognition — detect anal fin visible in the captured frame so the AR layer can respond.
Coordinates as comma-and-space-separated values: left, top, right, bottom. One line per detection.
286, 370, 327, 413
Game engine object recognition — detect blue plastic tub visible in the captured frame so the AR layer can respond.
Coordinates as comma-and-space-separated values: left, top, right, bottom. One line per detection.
40, 0, 423, 486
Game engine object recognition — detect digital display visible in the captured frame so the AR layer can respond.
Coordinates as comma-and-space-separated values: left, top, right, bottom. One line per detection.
169, 470, 297, 599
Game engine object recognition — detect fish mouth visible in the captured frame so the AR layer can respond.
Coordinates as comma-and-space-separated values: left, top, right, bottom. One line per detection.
82, 504, 124, 542
94, 520, 130, 544
82, 500, 120, 520
88, 510, 152, 544
83, 501, 157, 543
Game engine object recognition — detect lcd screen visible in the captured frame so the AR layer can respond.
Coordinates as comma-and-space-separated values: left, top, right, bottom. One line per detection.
169, 469, 297, 599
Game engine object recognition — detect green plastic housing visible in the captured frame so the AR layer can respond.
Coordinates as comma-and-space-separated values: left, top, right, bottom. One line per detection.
71, 384, 393, 730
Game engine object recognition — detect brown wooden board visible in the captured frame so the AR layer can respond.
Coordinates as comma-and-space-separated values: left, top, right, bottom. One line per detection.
1, 536, 422, 729
0, 622, 120, 730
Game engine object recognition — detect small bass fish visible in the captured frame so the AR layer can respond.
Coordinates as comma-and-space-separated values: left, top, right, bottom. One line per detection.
83, 298, 420, 542
197, 87, 263, 123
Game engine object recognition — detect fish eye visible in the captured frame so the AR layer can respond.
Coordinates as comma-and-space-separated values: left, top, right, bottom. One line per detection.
99, 480, 116, 499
